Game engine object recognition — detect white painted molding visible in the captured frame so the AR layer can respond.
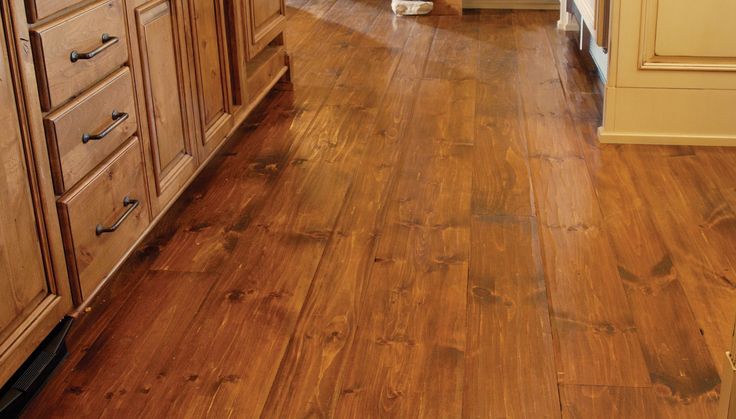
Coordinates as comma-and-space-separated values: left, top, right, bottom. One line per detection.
463, 0, 558, 9
557, 0, 579, 30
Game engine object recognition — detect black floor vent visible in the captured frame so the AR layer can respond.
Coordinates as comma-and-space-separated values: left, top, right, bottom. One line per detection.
0, 317, 73, 418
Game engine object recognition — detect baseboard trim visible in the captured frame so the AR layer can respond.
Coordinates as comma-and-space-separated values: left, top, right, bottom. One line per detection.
463, 0, 559, 10
598, 128, 736, 147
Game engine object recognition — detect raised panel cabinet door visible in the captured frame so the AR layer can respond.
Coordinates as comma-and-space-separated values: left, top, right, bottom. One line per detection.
613, 0, 736, 89
134, 0, 198, 215
190, 0, 233, 157
0, 18, 70, 385
655, 0, 736, 58
244, 0, 285, 59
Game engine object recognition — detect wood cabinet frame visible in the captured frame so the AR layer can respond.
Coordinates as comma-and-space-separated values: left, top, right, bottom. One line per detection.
188, 0, 235, 157
126, 0, 200, 216
242, 0, 285, 60
0, 0, 74, 385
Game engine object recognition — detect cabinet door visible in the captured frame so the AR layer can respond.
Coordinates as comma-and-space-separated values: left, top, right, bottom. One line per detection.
0, 20, 71, 385
189, 0, 234, 158
133, 0, 199, 216
244, 0, 285, 60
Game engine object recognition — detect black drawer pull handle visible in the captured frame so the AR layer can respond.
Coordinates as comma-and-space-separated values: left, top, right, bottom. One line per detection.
95, 196, 139, 236
82, 111, 128, 143
70, 33, 119, 62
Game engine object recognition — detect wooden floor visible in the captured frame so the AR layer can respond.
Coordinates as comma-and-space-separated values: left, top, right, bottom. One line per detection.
23, 2, 736, 418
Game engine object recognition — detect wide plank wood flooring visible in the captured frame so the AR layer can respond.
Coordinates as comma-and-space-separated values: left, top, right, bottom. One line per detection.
23, 3, 736, 418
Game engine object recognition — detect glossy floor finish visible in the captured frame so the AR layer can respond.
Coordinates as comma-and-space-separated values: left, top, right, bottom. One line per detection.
23, 3, 736, 418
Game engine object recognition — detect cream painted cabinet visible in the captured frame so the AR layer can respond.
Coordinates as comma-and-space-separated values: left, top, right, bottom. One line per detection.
599, 0, 736, 145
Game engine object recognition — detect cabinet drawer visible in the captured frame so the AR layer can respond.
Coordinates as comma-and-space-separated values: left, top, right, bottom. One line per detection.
26, 0, 81, 23
45, 67, 137, 193
58, 137, 149, 300
31, 0, 128, 111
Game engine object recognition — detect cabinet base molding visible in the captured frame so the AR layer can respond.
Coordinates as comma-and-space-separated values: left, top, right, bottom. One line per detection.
598, 129, 736, 147
0, 317, 72, 418
600, 86, 736, 146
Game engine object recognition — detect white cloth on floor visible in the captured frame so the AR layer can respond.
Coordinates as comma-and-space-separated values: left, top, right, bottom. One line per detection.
391, 0, 433, 16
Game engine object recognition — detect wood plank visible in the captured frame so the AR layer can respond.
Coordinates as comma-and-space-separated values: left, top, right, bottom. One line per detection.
149, 90, 324, 273
464, 217, 561, 418
513, 11, 583, 159
541, 15, 603, 123
621, 149, 736, 378
424, 15, 479, 80
261, 74, 422, 419
539, 223, 650, 386
604, 208, 721, 416
515, 11, 648, 388
695, 147, 736, 212
289, 0, 381, 88
261, 13, 423, 413
473, 12, 533, 218
529, 156, 602, 228
393, 16, 438, 79
577, 126, 645, 219
133, 36, 401, 419
332, 77, 474, 418
560, 385, 661, 419
22, 271, 217, 418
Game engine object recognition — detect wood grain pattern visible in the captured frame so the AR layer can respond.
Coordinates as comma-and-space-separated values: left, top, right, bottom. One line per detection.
244, 0, 286, 59
464, 217, 561, 418
0, 23, 54, 380
30, 0, 129, 110
20, 8, 736, 419
262, 76, 421, 419
0, 0, 75, 388
605, 208, 720, 416
189, 0, 234, 154
133, 0, 199, 215
44, 67, 138, 193
332, 76, 474, 419
57, 137, 150, 301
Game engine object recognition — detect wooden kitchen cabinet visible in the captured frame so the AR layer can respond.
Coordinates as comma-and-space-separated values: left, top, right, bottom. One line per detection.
130, 0, 199, 216
600, 0, 736, 145
0, 9, 72, 386
243, 0, 286, 60
1, 0, 289, 389
189, 0, 235, 158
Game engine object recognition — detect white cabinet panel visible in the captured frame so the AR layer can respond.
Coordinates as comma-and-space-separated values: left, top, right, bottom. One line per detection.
655, 0, 736, 58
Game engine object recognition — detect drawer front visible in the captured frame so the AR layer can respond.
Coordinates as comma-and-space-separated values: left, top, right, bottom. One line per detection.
26, 0, 81, 23
58, 137, 149, 300
45, 67, 137, 193
31, 0, 128, 111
